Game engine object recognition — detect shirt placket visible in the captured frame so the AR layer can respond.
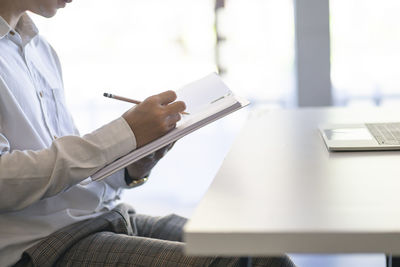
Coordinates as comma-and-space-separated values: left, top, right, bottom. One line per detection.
18, 39, 58, 141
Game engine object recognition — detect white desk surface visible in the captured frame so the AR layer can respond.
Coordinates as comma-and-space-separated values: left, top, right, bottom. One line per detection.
184, 107, 400, 256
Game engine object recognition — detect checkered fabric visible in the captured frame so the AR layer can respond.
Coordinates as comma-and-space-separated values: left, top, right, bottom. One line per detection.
13, 204, 296, 267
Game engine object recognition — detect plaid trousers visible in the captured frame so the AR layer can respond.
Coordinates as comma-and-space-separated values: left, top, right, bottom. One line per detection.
13, 204, 296, 267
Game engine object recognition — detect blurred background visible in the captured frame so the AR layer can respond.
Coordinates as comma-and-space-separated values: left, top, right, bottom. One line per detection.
30, 0, 400, 266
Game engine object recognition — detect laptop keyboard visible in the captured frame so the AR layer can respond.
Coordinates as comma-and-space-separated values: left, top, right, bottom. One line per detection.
365, 123, 400, 145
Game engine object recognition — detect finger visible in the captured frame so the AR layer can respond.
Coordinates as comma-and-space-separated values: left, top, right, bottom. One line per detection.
165, 101, 186, 115
154, 145, 171, 158
159, 143, 173, 151
167, 141, 176, 151
167, 122, 176, 132
146, 152, 156, 159
158, 90, 177, 105
166, 113, 181, 125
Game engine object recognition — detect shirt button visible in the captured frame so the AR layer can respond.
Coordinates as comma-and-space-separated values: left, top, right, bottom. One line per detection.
39, 91, 43, 98
53, 135, 58, 139
9, 31, 15, 36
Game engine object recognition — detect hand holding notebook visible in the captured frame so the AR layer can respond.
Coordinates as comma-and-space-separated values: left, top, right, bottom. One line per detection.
120, 90, 186, 147
91, 73, 249, 182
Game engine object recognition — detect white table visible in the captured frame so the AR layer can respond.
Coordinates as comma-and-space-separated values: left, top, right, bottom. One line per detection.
184, 107, 400, 257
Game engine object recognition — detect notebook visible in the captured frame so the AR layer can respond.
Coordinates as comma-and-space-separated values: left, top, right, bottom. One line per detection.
90, 73, 249, 181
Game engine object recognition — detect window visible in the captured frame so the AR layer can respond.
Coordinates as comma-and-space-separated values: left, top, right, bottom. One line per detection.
331, 0, 400, 107
218, 0, 295, 108
31, 0, 295, 216
32, 0, 216, 134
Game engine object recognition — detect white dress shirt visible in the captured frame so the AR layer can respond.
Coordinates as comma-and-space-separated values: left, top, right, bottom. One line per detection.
0, 14, 137, 266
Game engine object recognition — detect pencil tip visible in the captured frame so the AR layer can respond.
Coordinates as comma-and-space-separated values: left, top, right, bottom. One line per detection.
103, 93, 108, 97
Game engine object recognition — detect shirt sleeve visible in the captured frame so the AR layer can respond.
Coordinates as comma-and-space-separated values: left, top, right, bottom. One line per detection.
48, 43, 132, 191
64, 108, 135, 190
0, 117, 136, 212
65, 107, 134, 190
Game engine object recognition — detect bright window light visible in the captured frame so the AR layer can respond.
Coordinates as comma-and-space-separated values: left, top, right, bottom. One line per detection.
30, 1, 295, 216
219, 0, 295, 107
31, 0, 216, 134
331, 0, 400, 106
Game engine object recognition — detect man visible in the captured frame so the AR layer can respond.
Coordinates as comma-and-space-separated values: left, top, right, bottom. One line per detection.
0, 0, 296, 266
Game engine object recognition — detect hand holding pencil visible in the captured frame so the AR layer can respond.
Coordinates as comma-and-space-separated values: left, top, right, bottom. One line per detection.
104, 92, 189, 115
118, 90, 187, 147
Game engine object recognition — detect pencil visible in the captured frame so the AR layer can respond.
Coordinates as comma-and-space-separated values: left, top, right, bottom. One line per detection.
103, 93, 140, 104
103, 93, 189, 115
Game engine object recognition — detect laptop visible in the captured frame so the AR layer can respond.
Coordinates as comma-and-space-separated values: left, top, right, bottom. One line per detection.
319, 122, 400, 151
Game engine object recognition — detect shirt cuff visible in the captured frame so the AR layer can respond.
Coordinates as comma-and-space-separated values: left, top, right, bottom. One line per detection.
92, 117, 137, 189
86, 117, 137, 164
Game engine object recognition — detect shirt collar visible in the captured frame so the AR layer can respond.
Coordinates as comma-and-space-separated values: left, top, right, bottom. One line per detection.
16, 13, 39, 45
0, 16, 11, 39
0, 13, 39, 44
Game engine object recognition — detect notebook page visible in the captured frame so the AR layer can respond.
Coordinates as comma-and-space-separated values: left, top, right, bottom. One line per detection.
177, 94, 236, 128
176, 72, 231, 115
